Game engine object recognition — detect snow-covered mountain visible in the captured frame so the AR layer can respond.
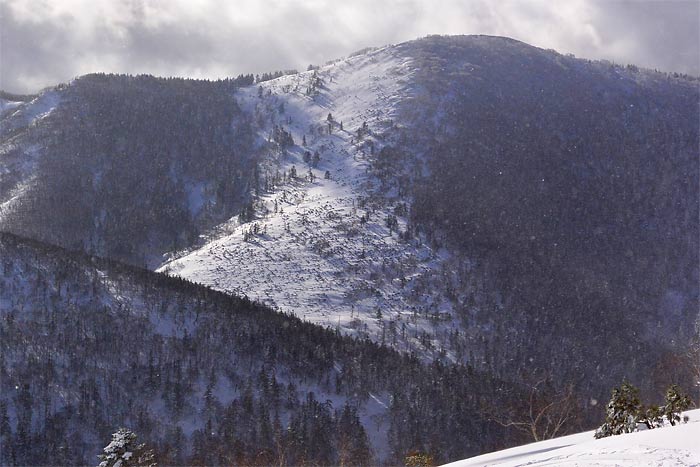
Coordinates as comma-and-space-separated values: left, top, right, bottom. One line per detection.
1, 35, 698, 459
158, 36, 700, 407
158, 45, 460, 360
445, 409, 700, 467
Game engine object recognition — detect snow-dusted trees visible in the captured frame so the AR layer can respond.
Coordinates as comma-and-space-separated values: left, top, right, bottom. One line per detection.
1, 73, 257, 267
1, 231, 515, 466
385, 214, 398, 234
595, 382, 695, 438
595, 381, 642, 438
97, 428, 155, 467
335, 404, 372, 466
256, 69, 299, 83
664, 384, 693, 426
272, 125, 294, 147
306, 70, 323, 96
238, 201, 255, 223
356, 121, 369, 139
402, 35, 699, 411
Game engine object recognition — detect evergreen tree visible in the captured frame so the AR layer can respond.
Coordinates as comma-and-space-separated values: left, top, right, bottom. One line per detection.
664, 384, 693, 426
0, 400, 11, 465
336, 404, 373, 466
640, 404, 664, 429
594, 381, 642, 438
97, 428, 156, 467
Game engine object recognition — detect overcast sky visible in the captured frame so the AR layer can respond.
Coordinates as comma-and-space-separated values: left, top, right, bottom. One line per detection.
1, 0, 698, 94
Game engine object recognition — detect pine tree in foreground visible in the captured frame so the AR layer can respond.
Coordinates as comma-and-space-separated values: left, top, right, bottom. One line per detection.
97, 428, 156, 467
594, 381, 642, 438
596, 382, 695, 438
664, 384, 693, 426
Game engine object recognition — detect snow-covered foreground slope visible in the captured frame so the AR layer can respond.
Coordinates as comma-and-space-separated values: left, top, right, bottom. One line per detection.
159, 46, 462, 356
444, 409, 700, 467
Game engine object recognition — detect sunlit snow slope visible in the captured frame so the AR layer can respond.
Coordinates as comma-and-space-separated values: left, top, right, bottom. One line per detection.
158, 37, 699, 380
443, 409, 700, 467
159, 46, 459, 355
0, 91, 62, 222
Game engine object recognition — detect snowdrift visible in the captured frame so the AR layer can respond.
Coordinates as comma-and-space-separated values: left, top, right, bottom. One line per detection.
445, 409, 700, 466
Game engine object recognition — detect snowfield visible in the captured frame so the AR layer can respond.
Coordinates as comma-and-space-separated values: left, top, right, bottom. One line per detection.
444, 409, 700, 467
159, 46, 464, 357
1, 90, 61, 130
0, 91, 62, 223
0, 98, 22, 114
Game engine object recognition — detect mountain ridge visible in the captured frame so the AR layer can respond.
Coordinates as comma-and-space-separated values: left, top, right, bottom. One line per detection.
158, 35, 699, 403
0, 35, 698, 464
0, 230, 520, 465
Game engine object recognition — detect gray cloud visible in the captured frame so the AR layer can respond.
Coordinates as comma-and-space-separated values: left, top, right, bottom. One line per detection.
1, 0, 698, 94
589, 0, 700, 72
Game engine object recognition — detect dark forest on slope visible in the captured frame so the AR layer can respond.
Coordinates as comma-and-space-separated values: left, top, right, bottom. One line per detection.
0, 232, 522, 466
1, 74, 257, 267
373, 36, 699, 401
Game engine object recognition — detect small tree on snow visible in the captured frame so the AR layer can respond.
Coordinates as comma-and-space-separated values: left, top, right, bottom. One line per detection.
597, 382, 694, 437
664, 384, 693, 426
97, 428, 156, 467
640, 404, 664, 429
595, 381, 642, 438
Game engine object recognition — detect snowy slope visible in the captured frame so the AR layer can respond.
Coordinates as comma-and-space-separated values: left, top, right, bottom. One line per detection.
444, 409, 700, 467
0, 98, 22, 115
0, 90, 62, 222
158, 36, 699, 381
159, 46, 462, 356
0, 89, 61, 131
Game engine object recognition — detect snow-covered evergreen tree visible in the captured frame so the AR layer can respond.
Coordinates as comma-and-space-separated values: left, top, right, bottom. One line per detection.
664, 384, 693, 426
97, 428, 155, 467
595, 382, 642, 438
